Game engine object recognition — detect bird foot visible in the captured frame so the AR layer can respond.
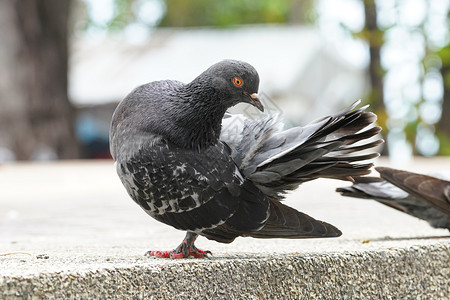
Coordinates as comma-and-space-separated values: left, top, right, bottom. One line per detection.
145, 232, 212, 259
145, 232, 211, 259
145, 250, 172, 258
145, 248, 211, 259
186, 248, 212, 259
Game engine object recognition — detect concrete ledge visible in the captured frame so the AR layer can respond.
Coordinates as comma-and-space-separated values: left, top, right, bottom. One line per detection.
1, 243, 449, 299
1, 158, 449, 299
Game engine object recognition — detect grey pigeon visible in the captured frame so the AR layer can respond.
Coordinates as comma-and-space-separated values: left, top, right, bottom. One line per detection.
337, 167, 450, 230
110, 59, 382, 258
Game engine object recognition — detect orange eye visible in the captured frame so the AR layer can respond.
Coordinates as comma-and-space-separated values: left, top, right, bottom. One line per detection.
232, 76, 243, 87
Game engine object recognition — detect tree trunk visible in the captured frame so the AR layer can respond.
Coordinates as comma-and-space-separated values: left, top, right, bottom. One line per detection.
364, 0, 384, 110
288, 0, 313, 24
363, 0, 387, 154
437, 62, 450, 154
0, 0, 79, 161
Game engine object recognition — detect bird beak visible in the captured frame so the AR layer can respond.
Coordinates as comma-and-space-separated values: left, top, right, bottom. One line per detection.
244, 92, 264, 112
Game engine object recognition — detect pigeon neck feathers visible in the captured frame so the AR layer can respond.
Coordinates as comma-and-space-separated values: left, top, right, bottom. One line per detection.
110, 60, 261, 158
152, 60, 260, 150
166, 79, 229, 150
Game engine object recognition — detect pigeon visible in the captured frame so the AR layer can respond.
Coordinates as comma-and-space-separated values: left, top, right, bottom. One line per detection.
336, 167, 450, 230
110, 59, 382, 259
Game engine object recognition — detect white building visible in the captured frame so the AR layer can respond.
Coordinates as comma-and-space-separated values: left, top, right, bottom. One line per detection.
69, 25, 369, 156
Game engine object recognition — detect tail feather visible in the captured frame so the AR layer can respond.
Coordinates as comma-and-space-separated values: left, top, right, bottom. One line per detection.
199, 198, 341, 243
376, 167, 450, 215
200, 198, 342, 243
299, 163, 374, 180
336, 171, 450, 230
336, 126, 382, 146
321, 153, 379, 163
245, 199, 342, 239
313, 107, 372, 142
256, 102, 381, 198
331, 139, 384, 155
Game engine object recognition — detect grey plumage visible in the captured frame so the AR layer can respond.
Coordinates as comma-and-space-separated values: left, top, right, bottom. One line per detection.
110, 59, 382, 258
337, 167, 450, 230
221, 101, 382, 199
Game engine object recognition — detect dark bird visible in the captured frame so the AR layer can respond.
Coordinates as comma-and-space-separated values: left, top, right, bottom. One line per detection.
336, 167, 450, 230
110, 59, 382, 258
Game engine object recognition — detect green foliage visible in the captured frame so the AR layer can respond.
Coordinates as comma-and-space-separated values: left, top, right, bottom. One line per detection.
78, 0, 138, 32
438, 45, 450, 67
353, 28, 384, 48
437, 45, 450, 89
437, 131, 450, 156
106, 0, 137, 30
159, 0, 295, 27
404, 120, 419, 154
80, 0, 313, 31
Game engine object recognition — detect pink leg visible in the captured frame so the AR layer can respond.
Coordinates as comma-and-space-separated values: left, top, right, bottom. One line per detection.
145, 232, 211, 259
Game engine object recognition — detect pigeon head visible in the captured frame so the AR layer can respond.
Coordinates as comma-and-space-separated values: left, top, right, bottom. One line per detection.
194, 60, 263, 112
110, 60, 264, 155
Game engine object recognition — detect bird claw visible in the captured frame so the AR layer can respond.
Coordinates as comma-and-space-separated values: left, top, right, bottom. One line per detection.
169, 251, 184, 259
145, 250, 172, 258
145, 249, 212, 259
145, 232, 211, 259
188, 249, 212, 259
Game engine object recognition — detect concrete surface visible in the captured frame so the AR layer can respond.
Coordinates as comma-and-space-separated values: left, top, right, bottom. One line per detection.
0, 157, 449, 299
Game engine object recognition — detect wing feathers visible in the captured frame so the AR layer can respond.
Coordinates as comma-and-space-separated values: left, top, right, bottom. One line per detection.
221, 101, 382, 199
337, 169, 450, 230
376, 167, 450, 215
245, 199, 342, 238
200, 198, 342, 242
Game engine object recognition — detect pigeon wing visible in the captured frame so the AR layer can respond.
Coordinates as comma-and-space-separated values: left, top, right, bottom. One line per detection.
200, 197, 342, 243
336, 177, 431, 214
337, 173, 450, 230
376, 167, 450, 216
116, 139, 269, 234
243, 199, 342, 239
222, 100, 383, 199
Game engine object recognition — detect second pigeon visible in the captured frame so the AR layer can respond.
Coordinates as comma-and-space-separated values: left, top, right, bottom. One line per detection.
337, 167, 450, 231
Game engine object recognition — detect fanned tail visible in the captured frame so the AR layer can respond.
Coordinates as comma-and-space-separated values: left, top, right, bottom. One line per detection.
223, 100, 383, 199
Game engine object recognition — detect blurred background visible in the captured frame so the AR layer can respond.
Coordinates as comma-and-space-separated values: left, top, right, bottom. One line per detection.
0, 0, 449, 163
